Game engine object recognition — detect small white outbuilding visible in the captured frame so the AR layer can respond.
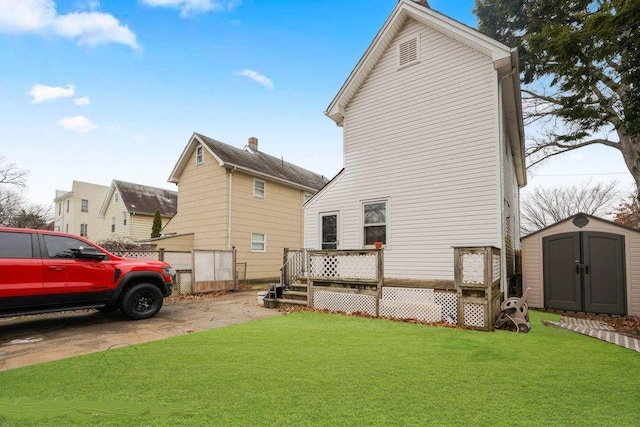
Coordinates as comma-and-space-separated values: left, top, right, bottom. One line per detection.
522, 213, 640, 316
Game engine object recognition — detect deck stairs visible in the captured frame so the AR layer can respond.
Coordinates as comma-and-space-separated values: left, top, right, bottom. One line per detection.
263, 278, 308, 308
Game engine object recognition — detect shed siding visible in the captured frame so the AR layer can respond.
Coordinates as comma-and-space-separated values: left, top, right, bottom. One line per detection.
522, 218, 640, 315
305, 19, 501, 280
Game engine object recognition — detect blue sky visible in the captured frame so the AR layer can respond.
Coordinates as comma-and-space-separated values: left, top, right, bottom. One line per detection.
0, 0, 634, 207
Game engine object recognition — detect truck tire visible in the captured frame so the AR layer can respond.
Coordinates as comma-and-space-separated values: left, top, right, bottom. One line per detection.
120, 283, 164, 320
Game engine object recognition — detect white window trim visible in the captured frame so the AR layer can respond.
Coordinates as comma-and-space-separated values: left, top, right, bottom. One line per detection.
253, 178, 266, 199
361, 198, 390, 249
196, 145, 204, 165
251, 232, 266, 253
319, 211, 340, 250
397, 34, 421, 70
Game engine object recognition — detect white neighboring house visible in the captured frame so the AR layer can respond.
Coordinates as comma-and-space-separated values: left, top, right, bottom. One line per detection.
53, 181, 109, 242
304, 0, 526, 287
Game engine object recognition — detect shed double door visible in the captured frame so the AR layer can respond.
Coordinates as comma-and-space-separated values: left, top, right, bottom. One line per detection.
543, 231, 626, 315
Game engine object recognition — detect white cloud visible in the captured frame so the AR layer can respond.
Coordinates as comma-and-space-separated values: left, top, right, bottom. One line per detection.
0, 0, 139, 50
58, 115, 96, 132
73, 96, 90, 106
28, 83, 75, 103
142, 0, 241, 17
237, 69, 273, 90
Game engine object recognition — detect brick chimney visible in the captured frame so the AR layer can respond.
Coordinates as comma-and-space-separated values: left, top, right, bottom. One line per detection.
248, 137, 258, 152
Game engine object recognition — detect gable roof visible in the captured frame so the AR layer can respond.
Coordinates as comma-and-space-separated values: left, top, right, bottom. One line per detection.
168, 133, 329, 192
522, 212, 640, 240
325, 0, 526, 187
98, 180, 178, 218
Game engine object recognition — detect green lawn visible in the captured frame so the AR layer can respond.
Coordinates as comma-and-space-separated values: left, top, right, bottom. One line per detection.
0, 310, 638, 426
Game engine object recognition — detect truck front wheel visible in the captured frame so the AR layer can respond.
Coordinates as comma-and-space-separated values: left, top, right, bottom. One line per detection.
120, 283, 164, 320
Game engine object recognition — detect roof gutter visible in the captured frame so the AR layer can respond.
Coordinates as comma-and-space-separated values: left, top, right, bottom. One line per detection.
227, 167, 235, 250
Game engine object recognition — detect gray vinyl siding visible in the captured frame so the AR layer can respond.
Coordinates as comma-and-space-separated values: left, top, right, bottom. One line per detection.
305, 19, 502, 281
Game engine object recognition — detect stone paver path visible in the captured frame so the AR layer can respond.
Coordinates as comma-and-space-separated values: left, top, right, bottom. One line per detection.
542, 316, 640, 352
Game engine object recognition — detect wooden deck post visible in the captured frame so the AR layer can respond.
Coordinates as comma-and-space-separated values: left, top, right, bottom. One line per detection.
232, 246, 237, 291
376, 248, 384, 317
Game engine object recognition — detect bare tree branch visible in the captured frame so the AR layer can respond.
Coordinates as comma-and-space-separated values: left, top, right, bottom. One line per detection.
521, 180, 619, 235
0, 156, 28, 189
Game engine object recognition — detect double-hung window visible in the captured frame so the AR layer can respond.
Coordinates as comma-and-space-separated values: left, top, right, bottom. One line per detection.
81, 199, 88, 212
80, 224, 88, 237
253, 179, 265, 199
363, 200, 387, 246
251, 233, 266, 252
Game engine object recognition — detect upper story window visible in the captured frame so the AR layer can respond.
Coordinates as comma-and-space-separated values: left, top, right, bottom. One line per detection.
58, 203, 62, 216
397, 34, 420, 69
363, 200, 387, 246
66, 200, 70, 213
253, 179, 265, 199
111, 217, 116, 232
123, 211, 127, 226
81, 199, 89, 212
115, 192, 119, 203
196, 146, 204, 165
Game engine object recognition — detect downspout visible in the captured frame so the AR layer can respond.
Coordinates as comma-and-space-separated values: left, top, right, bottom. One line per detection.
227, 167, 236, 250
498, 67, 517, 299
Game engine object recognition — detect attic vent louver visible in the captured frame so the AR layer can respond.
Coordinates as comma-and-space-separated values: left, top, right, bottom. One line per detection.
398, 35, 419, 68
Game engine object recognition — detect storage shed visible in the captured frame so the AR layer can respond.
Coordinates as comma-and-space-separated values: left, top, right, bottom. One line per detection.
522, 213, 640, 316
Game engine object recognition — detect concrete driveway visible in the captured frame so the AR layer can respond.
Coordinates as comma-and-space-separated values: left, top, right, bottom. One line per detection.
0, 291, 281, 371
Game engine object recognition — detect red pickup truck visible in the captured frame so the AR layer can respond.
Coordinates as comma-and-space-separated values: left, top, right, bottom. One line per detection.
0, 227, 173, 320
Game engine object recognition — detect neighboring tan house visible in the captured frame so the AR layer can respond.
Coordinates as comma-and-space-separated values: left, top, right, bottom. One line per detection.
161, 133, 328, 281
53, 181, 109, 242
304, 0, 526, 289
98, 180, 178, 241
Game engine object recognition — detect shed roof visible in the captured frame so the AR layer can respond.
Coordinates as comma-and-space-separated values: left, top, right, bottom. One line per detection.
521, 213, 640, 240
169, 133, 329, 192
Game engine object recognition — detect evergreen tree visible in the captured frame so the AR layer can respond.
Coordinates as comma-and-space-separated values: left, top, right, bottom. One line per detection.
151, 210, 162, 238
475, 0, 640, 192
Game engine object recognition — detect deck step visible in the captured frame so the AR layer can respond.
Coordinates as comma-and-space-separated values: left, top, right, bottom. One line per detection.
264, 298, 308, 307
283, 291, 307, 297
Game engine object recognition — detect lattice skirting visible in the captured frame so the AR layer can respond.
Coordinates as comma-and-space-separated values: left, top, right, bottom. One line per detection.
380, 288, 457, 323
312, 288, 457, 323
176, 271, 192, 295
463, 302, 485, 328
313, 290, 377, 316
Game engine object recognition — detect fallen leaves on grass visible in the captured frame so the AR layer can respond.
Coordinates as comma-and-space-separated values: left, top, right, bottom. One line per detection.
589, 315, 640, 339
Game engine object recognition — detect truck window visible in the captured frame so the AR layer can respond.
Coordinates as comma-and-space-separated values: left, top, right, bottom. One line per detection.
0, 232, 33, 259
